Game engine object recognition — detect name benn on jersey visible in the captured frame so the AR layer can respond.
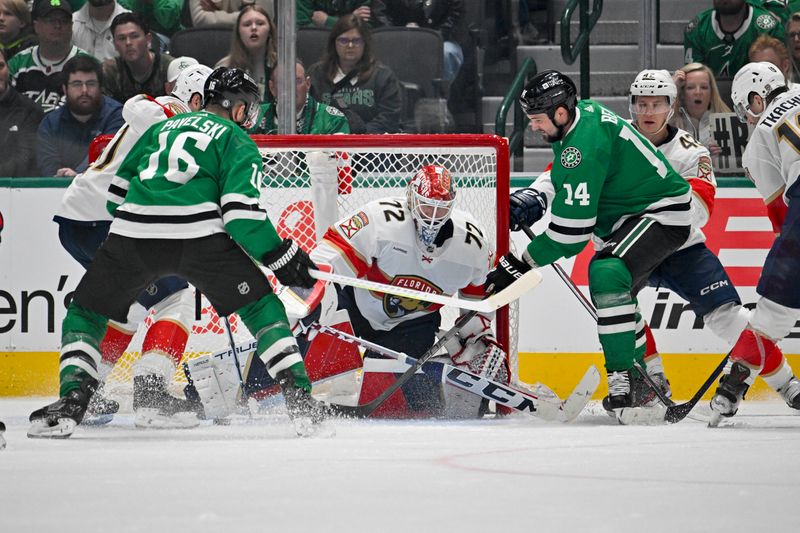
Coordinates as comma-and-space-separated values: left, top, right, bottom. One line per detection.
760, 94, 800, 127
161, 115, 229, 139
382, 275, 442, 317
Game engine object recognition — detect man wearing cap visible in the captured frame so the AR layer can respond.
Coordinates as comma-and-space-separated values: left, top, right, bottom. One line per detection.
102, 11, 173, 102
163, 55, 197, 95
8, 0, 96, 113
72, 0, 130, 61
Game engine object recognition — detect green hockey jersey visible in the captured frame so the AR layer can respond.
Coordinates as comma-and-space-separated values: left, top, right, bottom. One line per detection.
684, 3, 784, 78
108, 111, 282, 261
527, 100, 691, 267
8, 45, 94, 113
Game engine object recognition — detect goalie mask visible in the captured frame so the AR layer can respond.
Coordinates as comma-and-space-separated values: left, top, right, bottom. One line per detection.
204, 67, 261, 129
407, 165, 456, 251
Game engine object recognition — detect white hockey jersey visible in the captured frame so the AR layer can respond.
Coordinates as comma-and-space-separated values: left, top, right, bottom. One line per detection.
530, 125, 716, 250
743, 86, 800, 206
311, 197, 494, 331
55, 94, 190, 222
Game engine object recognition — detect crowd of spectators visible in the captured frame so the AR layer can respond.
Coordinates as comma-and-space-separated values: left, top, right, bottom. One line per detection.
1, 0, 469, 178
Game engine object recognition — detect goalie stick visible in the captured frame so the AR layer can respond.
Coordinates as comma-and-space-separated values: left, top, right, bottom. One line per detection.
308, 268, 542, 313
312, 323, 600, 422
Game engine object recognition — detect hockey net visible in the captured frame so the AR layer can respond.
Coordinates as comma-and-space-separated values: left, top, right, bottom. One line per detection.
101, 134, 516, 408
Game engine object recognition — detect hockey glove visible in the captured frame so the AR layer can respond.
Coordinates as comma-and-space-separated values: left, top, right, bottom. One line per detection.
263, 238, 317, 288
484, 253, 532, 294
509, 188, 547, 231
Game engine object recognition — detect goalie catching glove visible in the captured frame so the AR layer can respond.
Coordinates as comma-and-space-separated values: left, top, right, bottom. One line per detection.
263, 238, 316, 288
444, 314, 509, 384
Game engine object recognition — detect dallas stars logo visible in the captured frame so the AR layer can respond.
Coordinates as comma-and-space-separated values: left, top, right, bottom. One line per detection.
560, 146, 582, 168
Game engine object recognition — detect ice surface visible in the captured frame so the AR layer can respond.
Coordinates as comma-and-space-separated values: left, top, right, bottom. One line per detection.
1, 398, 799, 533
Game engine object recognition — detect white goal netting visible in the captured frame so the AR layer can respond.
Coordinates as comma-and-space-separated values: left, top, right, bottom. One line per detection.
102, 134, 517, 407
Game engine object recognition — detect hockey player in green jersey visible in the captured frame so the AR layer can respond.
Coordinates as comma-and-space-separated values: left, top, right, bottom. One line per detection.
28, 67, 329, 439
486, 70, 692, 411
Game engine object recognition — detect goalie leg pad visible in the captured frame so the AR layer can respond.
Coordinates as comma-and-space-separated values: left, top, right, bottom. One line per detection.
185, 353, 246, 420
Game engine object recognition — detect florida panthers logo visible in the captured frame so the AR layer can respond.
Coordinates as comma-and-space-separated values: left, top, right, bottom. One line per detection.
382, 275, 442, 318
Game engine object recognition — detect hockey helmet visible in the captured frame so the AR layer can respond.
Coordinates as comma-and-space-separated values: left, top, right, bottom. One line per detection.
629, 69, 676, 124
520, 70, 577, 118
731, 61, 786, 122
204, 67, 261, 129
406, 165, 457, 250
171, 64, 213, 106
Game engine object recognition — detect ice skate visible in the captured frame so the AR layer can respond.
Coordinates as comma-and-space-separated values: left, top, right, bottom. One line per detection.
277, 369, 332, 437
81, 384, 120, 426
28, 378, 98, 439
133, 374, 201, 429
647, 370, 672, 400
602, 370, 631, 413
777, 376, 800, 410
709, 362, 751, 427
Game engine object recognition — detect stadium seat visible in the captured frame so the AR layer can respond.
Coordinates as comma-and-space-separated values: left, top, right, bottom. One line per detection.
169, 26, 233, 68
297, 27, 330, 66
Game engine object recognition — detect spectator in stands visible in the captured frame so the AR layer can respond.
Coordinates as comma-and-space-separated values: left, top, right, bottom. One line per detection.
786, 11, 800, 81
250, 58, 349, 134
216, 4, 276, 101
72, 0, 130, 62
117, 0, 182, 39
384, 0, 463, 82
297, 0, 388, 29
189, 0, 274, 29
308, 14, 400, 133
8, 0, 94, 113
684, 0, 784, 78
749, 34, 796, 85
37, 55, 123, 176
671, 62, 732, 156
0, 0, 37, 60
0, 48, 42, 177
163, 55, 198, 94
103, 12, 173, 103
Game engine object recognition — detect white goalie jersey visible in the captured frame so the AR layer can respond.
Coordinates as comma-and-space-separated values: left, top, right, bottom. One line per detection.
55, 94, 190, 222
743, 86, 800, 206
311, 197, 494, 331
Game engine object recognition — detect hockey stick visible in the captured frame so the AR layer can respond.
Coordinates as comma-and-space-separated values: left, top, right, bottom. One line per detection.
313, 323, 600, 422
308, 268, 543, 313
326, 310, 479, 418
616, 354, 730, 425
519, 224, 674, 406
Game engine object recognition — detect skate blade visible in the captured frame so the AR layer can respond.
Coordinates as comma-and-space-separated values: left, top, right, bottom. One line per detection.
134, 409, 200, 429
27, 418, 77, 439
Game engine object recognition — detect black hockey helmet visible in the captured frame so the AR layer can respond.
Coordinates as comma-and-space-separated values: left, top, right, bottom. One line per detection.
520, 70, 577, 119
204, 67, 261, 129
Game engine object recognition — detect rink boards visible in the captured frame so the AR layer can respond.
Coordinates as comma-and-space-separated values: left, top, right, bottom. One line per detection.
1, 179, 798, 399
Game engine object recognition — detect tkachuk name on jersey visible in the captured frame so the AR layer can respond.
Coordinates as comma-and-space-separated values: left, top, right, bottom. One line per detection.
760, 94, 800, 127
161, 115, 229, 139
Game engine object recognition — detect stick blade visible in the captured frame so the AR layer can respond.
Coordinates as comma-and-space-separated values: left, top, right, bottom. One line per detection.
558, 365, 600, 422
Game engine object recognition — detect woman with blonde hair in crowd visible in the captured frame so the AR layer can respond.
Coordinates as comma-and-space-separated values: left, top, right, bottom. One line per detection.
671, 62, 731, 156
749, 34, 795, 87
215, 4, 276, 100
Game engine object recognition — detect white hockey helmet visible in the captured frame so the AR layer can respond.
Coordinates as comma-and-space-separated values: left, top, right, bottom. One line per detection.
406, 165, 457, 250
171, 64, 214, 106
731, 61, 786, 122
629, 69, 676, 123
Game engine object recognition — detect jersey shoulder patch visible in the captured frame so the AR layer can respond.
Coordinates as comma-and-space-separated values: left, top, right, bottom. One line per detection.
756, 12, 778, 30
323, 103, 344, 117
338, 210, 370, 238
